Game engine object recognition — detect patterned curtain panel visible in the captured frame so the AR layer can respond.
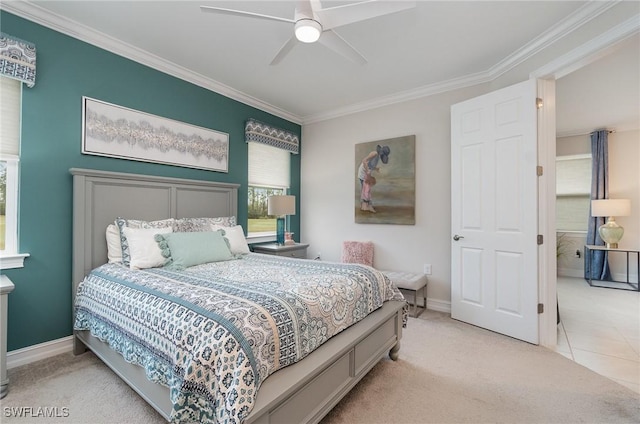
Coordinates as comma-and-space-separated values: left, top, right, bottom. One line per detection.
0, 33, 36, 87
245, 119, 299, 154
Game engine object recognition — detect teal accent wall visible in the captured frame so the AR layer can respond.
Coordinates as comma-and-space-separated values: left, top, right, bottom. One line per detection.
1, 11, 301, 351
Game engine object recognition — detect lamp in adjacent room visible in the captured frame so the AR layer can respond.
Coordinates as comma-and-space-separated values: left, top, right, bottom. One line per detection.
268, 195, 296, 245
591, 199, 631, 249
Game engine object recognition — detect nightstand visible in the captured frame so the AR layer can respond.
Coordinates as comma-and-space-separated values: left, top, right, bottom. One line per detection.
253, 243, 309, 259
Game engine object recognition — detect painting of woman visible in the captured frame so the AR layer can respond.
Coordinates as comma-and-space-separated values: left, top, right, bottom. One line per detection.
358, 144, 390, 212
354, 136, 415, 225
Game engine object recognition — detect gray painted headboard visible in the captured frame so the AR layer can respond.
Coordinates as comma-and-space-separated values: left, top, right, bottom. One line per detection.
70, 168, 239, 289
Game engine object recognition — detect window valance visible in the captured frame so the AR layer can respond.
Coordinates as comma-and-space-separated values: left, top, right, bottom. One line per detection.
0, 33, 36, 87
245, 118, 299, 154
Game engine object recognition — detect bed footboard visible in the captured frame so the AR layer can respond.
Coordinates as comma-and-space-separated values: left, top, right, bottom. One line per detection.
74, 300, 404, 424
247, 299, 404, 424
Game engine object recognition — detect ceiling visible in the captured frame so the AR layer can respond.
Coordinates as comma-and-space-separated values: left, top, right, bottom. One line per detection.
3, 1, 639, 132
556, 34, 639, 137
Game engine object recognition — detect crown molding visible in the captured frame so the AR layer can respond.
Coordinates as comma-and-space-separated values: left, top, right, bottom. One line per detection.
488, 0, 620, 81
0, 1, 303, 124
531, 13, 640, 80
302, 70, 492, 125
303, 1, 621, 124
1, 1, 625, 126
302, 0, 624, 124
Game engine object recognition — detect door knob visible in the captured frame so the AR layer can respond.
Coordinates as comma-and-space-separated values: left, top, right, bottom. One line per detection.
453, 235, 464, 241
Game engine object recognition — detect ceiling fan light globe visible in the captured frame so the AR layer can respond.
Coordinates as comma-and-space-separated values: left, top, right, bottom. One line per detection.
295, 19, 322, 43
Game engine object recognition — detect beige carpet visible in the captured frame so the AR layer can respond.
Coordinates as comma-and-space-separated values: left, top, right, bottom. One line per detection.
2, 311, 639, 423
322, 311, 640, 423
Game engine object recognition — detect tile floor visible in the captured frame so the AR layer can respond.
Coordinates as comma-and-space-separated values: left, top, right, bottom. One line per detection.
556, 276, 640, 393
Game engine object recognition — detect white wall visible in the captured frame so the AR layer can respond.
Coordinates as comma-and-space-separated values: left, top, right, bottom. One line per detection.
557, 232, 587, 278
300, 2, 638, 310
608, 129, 640, 280
301, 84, 488, 309
557, 134, 589, 156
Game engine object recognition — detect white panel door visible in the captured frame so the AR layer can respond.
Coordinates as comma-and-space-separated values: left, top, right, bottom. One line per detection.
451, 79, 539, 344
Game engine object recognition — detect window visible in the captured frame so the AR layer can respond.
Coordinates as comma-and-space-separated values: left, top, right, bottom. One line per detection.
248, 186, 285, 234
0, 158, 18, 251
247, 142, 291, 239
556, 154, 592, 232
1, 76, 26, 268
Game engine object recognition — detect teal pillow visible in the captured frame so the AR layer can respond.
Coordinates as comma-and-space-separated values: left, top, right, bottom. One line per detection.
155, 230, 233, 271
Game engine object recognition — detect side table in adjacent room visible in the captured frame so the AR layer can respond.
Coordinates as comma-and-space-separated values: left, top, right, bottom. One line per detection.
584, 245, 639, 291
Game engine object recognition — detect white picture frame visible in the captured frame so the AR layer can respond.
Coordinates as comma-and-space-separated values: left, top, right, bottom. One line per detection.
82, 97, 229, 173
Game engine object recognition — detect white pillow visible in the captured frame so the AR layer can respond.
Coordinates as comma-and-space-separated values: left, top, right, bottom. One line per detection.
106, 224, 123, 263
122, 226, 173, 269
220, 225, 250, 255
115, 217, 175, 267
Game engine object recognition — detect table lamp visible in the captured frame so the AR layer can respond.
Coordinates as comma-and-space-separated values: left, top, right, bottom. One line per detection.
591, 199, 631, 248
268, 195, 296, 245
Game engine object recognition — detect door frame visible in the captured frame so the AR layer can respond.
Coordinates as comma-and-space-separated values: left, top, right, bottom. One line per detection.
531, 15, 638, 347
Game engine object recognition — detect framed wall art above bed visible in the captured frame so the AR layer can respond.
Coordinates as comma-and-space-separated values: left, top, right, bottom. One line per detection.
82, 97, 230, 172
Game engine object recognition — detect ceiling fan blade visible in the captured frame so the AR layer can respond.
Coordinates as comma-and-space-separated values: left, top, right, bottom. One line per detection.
318, 30, 367, 64
315, 0, 416, 30
295, 0, 314, 19
200, 5, 295, 24
270, 36, 299, 65
309, 0, 323, 14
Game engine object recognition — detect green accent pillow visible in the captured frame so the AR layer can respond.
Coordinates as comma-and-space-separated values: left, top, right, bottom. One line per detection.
155, 230, 233, 271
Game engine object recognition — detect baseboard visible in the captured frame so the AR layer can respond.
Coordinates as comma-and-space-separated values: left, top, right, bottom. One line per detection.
7, 335, 74, 369
558, 268, 584, 278
426, 298, 451, 314
611, 272, 638, 284
558, 269, 638, 284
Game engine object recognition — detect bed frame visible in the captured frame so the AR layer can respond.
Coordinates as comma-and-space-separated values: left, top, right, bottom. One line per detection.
71, 168, 404, 424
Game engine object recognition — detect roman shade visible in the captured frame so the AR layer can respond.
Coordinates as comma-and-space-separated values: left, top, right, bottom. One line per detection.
248, 142, 290, 188
556, 155, 591, 231
0, 77, 20, 156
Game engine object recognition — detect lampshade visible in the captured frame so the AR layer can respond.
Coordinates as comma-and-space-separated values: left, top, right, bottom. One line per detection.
295, 19, 322, 43
591, 199, 631, 217
591, 199, 631, 249
268, 195, 296, 216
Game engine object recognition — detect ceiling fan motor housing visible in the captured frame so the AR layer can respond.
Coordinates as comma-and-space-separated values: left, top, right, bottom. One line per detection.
294, 19, 323, 43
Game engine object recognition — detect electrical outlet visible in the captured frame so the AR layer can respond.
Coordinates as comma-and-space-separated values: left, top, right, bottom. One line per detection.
423, 264, 432, 275
575, 249, 582, 259
315, 252, 322, 260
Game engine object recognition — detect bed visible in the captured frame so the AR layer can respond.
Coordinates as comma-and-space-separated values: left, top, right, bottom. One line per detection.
71, 168, 406, 424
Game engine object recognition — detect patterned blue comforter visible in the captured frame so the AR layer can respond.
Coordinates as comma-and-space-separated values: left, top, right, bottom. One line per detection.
74, 253, 405, 423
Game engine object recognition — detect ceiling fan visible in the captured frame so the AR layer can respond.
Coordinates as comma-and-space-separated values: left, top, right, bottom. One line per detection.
200, 0, 416, 65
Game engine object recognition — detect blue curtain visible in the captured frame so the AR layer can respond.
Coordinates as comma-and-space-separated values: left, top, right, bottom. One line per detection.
585, 129, 611, 280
